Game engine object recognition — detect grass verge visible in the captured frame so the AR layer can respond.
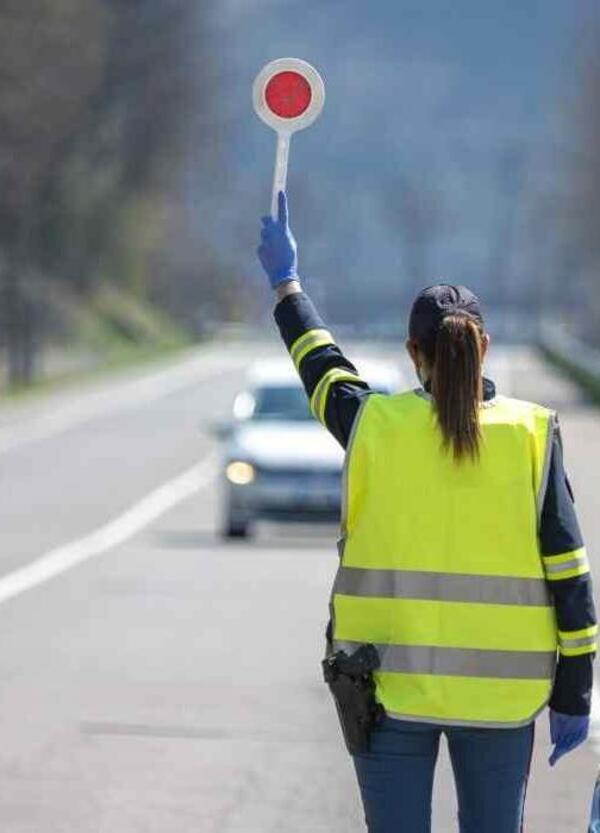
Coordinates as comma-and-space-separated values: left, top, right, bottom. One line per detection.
0, 286, 198, 404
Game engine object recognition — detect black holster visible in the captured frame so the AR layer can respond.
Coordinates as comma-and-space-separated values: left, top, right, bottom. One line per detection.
322, 643, 385, 755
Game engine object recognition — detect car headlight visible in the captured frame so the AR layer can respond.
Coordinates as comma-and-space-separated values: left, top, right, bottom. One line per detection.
225, 461, 256, 485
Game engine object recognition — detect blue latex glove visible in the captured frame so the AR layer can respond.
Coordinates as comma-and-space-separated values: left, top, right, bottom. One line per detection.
548, 709, 589, 766
257, 191, 298, 289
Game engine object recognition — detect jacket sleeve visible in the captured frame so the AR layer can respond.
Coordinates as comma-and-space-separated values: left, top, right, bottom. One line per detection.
273, 291, 372, 449
540, 417, 597, 715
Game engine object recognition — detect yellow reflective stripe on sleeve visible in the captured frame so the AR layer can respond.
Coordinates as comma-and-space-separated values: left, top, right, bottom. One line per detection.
558, 624, 598, 641
542, 547, 589, 581
543, 548, 588, 566
310, 367, 363, 424
560, 643, 597, 657
289, 329, 334, 370
558, 624, 598, 656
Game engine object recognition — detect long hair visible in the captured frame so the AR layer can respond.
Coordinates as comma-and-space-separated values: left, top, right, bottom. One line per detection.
421, 312, 485, 462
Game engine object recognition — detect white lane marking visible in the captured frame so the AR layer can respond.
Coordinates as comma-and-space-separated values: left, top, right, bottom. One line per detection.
0, 454, 217, 606
0, 351, 246, 456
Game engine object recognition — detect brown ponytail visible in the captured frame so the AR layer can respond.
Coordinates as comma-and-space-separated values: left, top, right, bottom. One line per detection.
430, 313, 484, 462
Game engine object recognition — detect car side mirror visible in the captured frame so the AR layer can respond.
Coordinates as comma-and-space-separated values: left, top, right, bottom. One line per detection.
209, 420, 233, 441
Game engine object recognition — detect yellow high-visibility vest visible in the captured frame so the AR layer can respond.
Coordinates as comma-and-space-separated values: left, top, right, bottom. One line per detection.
330, 388, 559, 727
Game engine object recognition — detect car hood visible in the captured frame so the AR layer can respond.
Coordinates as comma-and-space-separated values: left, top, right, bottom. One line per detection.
228, 421, 344, 469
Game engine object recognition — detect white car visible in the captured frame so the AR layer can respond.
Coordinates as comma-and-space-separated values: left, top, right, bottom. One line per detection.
218, 356, 402, 538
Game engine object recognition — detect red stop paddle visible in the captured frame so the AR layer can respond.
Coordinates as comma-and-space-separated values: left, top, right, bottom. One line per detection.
253, 59, 325, 219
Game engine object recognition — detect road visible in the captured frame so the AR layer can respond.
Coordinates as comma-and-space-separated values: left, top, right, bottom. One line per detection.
0, 342, 597, 832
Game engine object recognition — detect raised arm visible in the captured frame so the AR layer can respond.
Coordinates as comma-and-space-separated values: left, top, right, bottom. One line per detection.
257, 191, 371, 448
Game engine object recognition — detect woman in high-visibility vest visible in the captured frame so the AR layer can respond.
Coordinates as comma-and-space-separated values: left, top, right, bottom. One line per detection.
257, 192, 597, 833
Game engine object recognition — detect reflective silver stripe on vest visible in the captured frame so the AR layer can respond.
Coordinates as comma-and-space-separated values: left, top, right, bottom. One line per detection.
334, 566, 552, 607
333, 640, 556, 680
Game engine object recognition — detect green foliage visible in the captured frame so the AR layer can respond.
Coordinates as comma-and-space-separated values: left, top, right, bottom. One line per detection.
89, 285, 188, 352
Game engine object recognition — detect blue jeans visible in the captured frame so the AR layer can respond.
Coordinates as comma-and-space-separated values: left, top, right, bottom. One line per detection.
353, 716, 535, 833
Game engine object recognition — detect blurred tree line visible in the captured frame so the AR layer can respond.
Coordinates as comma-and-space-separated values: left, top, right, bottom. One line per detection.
539, 26, 600, 350
0, 0, 233, 388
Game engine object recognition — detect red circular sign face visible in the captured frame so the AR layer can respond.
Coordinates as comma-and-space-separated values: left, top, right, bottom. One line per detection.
265, 71, 312, 119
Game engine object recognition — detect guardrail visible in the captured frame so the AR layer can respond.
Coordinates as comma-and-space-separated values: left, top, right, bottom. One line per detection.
538, 321, 600, 403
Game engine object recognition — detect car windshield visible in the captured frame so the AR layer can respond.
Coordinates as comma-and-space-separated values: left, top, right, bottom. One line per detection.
252, 385, 312, 421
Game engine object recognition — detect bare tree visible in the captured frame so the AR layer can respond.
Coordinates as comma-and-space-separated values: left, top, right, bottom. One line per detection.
0, 0, 222, 386
0, 0, 108, 384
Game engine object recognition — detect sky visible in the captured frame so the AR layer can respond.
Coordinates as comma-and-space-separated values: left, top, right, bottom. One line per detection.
189, 0, 599, 325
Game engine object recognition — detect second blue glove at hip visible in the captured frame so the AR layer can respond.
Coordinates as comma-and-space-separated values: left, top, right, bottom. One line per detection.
548, 709, 589, 766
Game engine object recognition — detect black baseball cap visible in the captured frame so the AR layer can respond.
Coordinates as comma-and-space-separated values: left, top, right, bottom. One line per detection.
408, 283, 484, 343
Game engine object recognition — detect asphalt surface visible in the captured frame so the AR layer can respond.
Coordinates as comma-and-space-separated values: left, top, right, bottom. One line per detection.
0, 342, 598, 832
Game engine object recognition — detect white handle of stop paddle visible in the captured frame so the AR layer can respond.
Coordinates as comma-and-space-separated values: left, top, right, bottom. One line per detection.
271, 132, 291, 220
